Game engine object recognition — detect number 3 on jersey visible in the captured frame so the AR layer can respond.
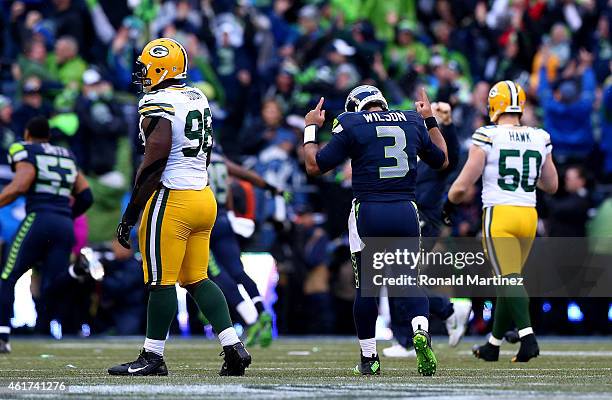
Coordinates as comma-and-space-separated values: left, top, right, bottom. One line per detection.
182, 108, 213, 157
377, 126, 409, 179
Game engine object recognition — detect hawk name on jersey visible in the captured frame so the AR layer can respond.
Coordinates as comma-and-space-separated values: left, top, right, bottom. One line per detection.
7, 142, 77, 216
472, 125, 552, 208
138, 84, 213, 190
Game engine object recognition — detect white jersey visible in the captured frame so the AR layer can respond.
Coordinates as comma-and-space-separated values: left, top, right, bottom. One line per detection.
138, 84, 213, 190
472, 124, 552, 208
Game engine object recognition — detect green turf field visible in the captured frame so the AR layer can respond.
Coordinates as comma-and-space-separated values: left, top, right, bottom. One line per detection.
0, 337, 611, 399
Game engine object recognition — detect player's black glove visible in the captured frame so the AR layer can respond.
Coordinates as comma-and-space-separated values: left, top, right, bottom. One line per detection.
442, 198, 457, 227
116, 202, 140, 249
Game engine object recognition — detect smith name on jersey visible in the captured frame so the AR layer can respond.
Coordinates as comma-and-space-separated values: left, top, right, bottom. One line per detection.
316, 110, 445, 202
7, 142, 77, 216
138, 84, 213, 190
472, 125, 552, 208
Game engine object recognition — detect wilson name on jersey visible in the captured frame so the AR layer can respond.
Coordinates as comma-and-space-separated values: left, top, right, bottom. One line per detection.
7, 141, 77, 216
472, 125, 552, 208
138, 84, 213, 190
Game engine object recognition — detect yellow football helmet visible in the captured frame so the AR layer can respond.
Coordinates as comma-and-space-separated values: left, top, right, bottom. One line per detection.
487, 80, 526, 123
133, 38, 188, 92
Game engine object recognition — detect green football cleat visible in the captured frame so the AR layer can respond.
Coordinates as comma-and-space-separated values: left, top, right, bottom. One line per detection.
413, 330, 437, 376
245, 320, 260, 347
258, 312, 273, 348
352, 353, 381, 375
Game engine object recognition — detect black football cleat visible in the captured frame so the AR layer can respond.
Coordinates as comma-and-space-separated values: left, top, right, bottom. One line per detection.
219, 342, 251, 376
504, 329, 520, 344
352, 353, 381, 375
108, 349, 168, 376
472, 342, 500, 361
512, 334, 539, 362
0, 340, 11, 354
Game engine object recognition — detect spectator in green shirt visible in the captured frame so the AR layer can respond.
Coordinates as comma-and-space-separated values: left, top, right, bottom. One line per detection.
385, 19, 430, 77
47, 36, 88, 88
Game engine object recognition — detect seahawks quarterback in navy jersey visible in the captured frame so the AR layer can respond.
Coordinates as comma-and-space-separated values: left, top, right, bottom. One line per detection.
303, 86, 448, 376
0, 117, 93, 353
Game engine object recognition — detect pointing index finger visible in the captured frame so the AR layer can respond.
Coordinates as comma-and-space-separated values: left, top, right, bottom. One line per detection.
315, 97, 325, 111
420, 87, 429, 104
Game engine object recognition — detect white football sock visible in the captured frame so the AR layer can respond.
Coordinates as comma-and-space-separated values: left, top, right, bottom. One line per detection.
411, 316, 429, 332
0, 326, 10, 334
218, 327, 240, 347
518, 327, 534, 338
236, 300, 258, 325
359, 338, 377, 358
488, 335, 503, 346
143, 338, 166, 356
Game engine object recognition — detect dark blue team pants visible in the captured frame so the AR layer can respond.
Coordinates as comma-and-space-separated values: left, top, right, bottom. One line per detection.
0, 212, 75, 333
353, 200, 428, 340
388, 220, 454, 347
209, 209, 262, 306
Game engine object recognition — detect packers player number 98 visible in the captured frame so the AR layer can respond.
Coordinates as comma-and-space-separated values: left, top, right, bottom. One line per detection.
109, 38, 250, 378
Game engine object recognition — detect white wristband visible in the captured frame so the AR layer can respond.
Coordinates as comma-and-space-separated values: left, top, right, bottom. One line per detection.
303, 124, 317, 144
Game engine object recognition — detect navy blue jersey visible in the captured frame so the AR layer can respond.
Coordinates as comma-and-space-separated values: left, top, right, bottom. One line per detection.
416, 123, 459, 230
7, 142, 77, 216
316, 110, 445, 202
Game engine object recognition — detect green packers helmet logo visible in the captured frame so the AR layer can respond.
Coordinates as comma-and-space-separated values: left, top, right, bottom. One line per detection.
149, 45, 169, 58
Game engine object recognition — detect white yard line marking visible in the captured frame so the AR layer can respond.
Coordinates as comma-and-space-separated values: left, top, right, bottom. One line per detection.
458, 350, 612, 357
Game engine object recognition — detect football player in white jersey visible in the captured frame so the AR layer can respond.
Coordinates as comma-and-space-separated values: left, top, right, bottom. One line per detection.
446, 81, 558, 362
108, 38, 251, 376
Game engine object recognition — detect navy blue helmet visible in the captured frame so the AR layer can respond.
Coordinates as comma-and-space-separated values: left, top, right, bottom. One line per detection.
344, 85, 389, 113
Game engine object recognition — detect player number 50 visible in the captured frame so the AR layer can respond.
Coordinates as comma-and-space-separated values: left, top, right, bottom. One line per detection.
498, 149, 542, 192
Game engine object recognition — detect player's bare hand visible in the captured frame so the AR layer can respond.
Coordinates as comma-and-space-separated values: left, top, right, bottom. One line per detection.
305, 97, 326, 128
415, 87, 433, 119
431, 101, 452, 125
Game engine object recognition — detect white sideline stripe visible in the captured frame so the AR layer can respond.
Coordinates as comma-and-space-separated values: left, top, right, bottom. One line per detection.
459, 350, 612, 357
66, 384, 611, 400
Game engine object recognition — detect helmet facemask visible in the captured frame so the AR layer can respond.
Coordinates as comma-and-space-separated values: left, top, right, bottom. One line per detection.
132, 59, 152, 93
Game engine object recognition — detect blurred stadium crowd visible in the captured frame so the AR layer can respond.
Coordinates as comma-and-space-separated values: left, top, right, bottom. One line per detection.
0, 0, 611, 338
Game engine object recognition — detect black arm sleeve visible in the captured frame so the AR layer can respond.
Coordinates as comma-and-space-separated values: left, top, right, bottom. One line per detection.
72, 187, 94, 218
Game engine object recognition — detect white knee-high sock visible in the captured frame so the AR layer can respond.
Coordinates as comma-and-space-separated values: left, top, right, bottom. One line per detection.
359, 338, 377, 358
218, 327, 240, 347
411, 316, 429, 332
143, 338, 166, 356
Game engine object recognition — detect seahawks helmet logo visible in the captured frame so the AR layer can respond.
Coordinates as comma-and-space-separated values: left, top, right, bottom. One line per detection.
149, 45, 169, 58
